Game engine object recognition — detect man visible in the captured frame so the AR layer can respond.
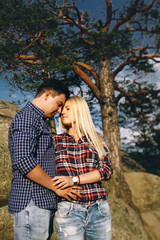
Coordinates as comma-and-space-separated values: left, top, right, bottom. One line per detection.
8, 79, 81, 240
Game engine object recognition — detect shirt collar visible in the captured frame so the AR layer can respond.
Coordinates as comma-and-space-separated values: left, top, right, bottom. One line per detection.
26, 102, 46, 120
63, 131, 87, 142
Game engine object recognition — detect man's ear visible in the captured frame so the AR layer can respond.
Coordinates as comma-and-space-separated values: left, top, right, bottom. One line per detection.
44, 91, 52, 100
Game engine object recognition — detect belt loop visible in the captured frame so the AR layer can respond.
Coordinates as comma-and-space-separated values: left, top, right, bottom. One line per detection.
70, 202, 73, 211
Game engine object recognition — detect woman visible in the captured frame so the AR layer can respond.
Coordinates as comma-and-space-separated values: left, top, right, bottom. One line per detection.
52, 96, 113, 240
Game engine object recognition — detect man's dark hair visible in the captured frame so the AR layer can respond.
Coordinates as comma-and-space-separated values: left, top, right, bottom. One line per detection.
35, 79, 70, 99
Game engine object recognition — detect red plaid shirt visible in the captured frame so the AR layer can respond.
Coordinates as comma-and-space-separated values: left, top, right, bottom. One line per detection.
53, 132, 113, 205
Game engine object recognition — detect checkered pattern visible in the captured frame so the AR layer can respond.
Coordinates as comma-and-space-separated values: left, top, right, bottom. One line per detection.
8, 102, 57, 213
53, 133, 113, 205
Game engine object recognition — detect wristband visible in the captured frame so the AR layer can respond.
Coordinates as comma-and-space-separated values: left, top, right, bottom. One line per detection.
77, 175, 80, 185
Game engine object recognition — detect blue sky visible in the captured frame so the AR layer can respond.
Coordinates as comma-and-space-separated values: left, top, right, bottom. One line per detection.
0, 79, 33, 106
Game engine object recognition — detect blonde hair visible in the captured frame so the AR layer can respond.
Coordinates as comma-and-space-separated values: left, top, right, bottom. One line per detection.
59, 96, 107, 159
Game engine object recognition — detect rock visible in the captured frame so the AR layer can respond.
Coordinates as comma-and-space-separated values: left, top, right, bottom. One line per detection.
0, 100, 20, 239
0, 100, 20, 207
0, 100, 21, 119
0, 205, 14, 240
124, 172, 160, 240
108, 197, 147, 240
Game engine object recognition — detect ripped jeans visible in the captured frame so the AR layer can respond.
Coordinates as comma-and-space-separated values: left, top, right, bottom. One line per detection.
54, 200, 112, 240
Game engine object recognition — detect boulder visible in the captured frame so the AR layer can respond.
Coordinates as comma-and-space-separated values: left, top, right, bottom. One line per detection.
0, 100, 20, 240
124, 172, 160, 240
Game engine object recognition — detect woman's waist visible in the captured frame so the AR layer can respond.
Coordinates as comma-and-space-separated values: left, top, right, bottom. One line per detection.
58, 188, 108, 206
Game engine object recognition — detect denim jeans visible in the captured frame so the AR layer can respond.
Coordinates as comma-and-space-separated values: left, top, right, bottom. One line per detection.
12, 202, 55, 240
55, 200, 112, 240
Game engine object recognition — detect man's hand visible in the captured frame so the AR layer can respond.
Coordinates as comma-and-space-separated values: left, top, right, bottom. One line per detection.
54, 186, 82, 202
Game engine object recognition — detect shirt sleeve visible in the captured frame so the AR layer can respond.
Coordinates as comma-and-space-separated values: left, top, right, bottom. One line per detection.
12, 113, 40, 175
97, 147, 113, 181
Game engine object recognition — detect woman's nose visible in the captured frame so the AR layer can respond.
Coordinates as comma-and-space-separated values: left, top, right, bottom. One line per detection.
61, 109, 65, 115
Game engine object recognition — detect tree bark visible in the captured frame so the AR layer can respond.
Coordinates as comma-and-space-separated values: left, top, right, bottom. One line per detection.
99, 58, 122, 172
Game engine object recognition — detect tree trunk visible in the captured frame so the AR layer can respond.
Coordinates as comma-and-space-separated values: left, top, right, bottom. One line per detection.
98, 59, 142, 215
99, 58, 122, 172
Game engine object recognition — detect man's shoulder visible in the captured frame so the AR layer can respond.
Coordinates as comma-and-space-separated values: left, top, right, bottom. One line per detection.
10, 103, 43, 132
14, 103, 40, 121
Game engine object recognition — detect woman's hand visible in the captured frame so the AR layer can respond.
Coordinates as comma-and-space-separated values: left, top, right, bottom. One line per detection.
52, 176, 74, 189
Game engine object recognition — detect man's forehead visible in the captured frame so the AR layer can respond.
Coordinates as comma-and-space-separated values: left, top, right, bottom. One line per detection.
56, 94, 66, 103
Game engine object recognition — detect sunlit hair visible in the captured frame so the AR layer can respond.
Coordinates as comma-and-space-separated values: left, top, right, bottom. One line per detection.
59, 96, 108, 159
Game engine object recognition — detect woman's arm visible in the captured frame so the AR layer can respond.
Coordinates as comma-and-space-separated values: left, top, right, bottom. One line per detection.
52, 170, 101, 189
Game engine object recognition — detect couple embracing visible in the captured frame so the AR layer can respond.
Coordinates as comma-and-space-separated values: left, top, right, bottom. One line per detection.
8, 79, 113, 240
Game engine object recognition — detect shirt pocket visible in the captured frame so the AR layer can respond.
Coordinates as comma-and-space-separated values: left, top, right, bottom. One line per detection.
39, 128, 53, 149
55, 147, 68, 161
55, 146, 70, 168
85, 146, 98, 169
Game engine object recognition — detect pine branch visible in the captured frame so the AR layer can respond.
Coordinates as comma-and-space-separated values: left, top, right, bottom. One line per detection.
103, 0, 113, 32
75, 62, 99, 85
113, 0, 156, 30
71, 63, 101, 99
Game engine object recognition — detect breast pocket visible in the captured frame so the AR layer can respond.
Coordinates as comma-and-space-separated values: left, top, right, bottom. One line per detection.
85, 146, 98, 169
55, 147, 73, 175
39, 130, 53, 151
55, 147, 68, 161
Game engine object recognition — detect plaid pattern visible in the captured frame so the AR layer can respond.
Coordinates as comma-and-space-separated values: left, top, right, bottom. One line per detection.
53, 133, 113, 205
8, 102, 57, 213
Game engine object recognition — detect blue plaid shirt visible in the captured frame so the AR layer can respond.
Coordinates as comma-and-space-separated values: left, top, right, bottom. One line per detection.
8, 102, 57, 213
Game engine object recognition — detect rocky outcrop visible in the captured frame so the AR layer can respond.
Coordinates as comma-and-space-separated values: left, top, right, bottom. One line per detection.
0, 100, 20, 240
0, 100, 159, 240
124, 172, 160, 240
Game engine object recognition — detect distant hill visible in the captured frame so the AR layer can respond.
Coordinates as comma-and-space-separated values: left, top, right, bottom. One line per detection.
121, 151, 146, 173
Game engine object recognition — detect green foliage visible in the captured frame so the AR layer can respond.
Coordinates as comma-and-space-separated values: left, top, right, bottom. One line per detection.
129, 127, 160, 176
119, 78, 160, 175
81, 28, 133, 60
130, 59, 155, 73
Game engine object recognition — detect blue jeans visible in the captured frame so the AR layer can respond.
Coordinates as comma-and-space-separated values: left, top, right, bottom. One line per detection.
12, 202, 55, 240
55, 200, 112, 240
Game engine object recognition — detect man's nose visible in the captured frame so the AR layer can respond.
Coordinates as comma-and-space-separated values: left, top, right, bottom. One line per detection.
61, 108, 65, 115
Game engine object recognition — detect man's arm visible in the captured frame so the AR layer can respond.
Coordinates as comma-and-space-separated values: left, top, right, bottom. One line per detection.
26, 164, 81, 201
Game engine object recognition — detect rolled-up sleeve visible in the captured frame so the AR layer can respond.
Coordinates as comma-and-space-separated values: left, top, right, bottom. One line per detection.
97, 149, 113, 181
12, 115, 39, 175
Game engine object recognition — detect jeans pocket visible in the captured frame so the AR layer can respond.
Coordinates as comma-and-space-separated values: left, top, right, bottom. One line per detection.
12, 209, 27, 228
98, 200, 111, 217
55, 202, 72, 218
